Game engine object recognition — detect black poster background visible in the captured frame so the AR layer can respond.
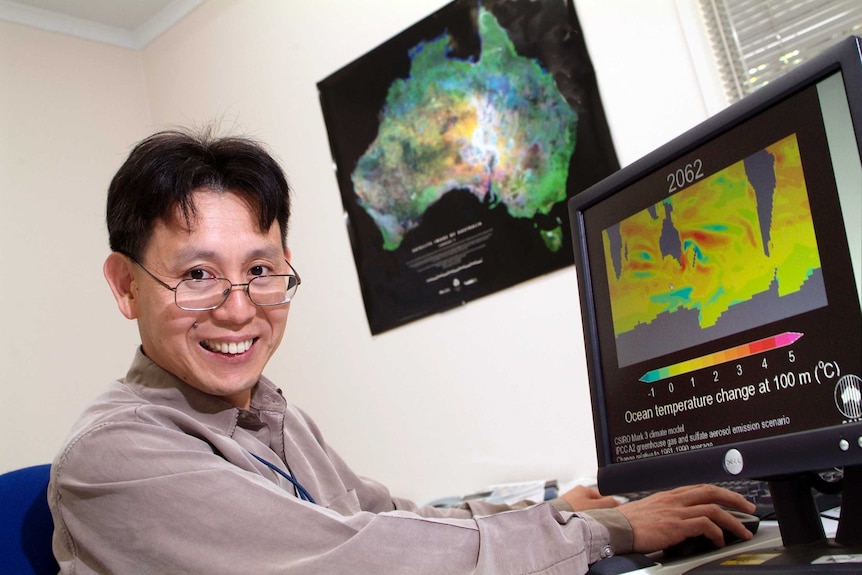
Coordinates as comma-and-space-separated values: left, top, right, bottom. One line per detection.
318, 0, 618, 334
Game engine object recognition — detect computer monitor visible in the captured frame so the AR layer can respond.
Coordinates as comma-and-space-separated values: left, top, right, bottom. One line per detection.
568, 36, 862, 566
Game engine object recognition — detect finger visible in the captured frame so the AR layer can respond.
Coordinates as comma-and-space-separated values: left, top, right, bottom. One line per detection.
586, 495, 621, 509
561, 486, 621, 510
581, 486, 604, 499
678, 503, 756, 544
562, 485, 602, 501
619, 486, 757, 552
685, 515, 727, 547
712, 508, 757, 542
666, 484, 756, 514
708, 487, 757, 514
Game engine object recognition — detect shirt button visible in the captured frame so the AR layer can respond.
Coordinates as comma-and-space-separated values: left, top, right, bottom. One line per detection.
600, 544, 614, 559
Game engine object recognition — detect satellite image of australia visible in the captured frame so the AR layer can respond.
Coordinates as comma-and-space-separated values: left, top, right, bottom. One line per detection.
318, 0, 617, 333
352, 6, 578, 253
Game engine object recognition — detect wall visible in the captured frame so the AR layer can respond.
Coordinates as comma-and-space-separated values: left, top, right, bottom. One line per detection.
0, 0, 722, 503
0, 19, 150, 468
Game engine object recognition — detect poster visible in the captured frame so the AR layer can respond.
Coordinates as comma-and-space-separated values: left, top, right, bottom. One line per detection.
318, 0, 618, 334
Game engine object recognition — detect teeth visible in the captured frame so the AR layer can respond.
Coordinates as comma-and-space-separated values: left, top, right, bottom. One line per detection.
203, 339, 253, 354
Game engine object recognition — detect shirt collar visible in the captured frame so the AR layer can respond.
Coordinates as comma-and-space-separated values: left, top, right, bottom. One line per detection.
123, 346, 287, 435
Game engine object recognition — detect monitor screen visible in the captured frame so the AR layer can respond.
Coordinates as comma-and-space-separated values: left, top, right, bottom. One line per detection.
569, 36, 862, 554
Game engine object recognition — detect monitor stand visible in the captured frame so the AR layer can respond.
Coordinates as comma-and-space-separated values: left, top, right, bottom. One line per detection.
685, 464, 862, 573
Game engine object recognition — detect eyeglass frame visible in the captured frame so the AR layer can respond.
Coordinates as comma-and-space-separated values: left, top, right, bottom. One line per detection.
122, 253, 301, 311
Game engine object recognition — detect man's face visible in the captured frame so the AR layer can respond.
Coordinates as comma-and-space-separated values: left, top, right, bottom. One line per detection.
125, 189, 291, 408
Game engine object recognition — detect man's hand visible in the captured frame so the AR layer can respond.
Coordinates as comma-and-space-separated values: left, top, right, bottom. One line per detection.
616, 484, 757, 553
560, 484, 621, 511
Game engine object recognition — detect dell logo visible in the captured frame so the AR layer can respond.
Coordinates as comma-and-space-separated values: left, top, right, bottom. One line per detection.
723, 448, 745, 475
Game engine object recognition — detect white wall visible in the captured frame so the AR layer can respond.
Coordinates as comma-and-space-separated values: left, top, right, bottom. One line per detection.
0, 19, 150, 469
0, 0, 722, 503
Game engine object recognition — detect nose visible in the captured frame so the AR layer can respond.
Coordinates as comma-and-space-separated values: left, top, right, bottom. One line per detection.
211, 283, 256, 324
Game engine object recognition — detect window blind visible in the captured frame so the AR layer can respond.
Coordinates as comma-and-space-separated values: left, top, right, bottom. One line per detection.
699, 0, 862, 102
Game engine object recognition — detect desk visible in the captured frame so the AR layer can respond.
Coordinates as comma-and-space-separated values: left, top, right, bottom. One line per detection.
627, 516, 841, 574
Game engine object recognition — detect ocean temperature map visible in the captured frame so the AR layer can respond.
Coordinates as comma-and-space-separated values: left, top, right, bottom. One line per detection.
603, 134, 825, 361
351, 7, 578, 252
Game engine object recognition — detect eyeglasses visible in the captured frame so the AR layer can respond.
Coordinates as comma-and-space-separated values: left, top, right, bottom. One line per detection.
126, 255, 301, 311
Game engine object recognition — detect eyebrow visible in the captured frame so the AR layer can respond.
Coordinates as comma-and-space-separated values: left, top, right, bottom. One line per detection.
171, 247, 284, 266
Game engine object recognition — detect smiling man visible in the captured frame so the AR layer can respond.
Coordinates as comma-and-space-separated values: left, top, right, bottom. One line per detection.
48, 128, 755, 574
104, 189, 294, 410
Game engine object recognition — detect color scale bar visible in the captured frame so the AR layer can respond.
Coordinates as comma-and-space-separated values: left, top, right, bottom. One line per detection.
639, 332, 803, 383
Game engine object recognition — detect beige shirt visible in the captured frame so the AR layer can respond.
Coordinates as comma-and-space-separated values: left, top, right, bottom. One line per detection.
49, 349, 632, 574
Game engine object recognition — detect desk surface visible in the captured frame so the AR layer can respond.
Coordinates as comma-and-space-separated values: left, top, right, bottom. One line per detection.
630, 517, 841, 574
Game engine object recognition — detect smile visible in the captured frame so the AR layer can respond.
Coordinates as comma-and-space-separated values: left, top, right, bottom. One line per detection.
201, 339, 255, 355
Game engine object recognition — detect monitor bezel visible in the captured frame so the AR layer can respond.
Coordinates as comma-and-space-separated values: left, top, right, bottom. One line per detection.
568, 36, 862, 495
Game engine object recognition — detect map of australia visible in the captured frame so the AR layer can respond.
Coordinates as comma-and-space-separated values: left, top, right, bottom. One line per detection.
603, 134, 827, 367
351, 7, 578, 251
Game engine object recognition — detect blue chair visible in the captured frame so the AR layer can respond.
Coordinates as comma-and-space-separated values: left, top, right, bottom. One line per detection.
0, 464, 59, 575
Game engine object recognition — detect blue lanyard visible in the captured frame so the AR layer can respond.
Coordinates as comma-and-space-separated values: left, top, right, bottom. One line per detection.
250, 452, 316, 504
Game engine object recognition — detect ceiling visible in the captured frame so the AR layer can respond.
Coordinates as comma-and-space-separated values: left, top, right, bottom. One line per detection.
0, 0, 205, 49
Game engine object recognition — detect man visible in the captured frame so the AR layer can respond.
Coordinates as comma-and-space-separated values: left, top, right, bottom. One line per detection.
49, 128, 756, 574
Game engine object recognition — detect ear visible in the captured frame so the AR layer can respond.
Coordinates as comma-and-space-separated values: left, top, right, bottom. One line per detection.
103, 252, 138, 320
284, 247, 292, 263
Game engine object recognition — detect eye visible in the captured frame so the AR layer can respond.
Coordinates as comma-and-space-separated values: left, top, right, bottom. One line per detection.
187, 268, 215, 281
249, 265, 271, 277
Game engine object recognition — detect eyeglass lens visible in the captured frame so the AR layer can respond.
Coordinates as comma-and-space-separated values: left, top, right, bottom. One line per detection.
175, 275, 299, 310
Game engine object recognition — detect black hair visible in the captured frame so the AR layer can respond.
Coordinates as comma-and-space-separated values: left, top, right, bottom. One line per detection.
106, 128, 291, 259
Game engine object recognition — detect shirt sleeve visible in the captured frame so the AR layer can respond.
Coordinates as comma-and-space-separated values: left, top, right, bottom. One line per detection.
304, 420, 632, 561
548, 498, 635, 555
50, 418, 612, 574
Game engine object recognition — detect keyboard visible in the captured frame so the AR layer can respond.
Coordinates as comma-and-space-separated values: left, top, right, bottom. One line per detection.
616, 469, 843, 520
